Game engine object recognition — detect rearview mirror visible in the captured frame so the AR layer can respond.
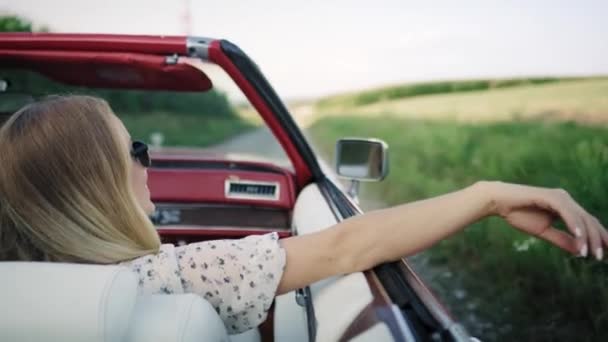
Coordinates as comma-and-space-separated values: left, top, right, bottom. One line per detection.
335, 138, 389, 181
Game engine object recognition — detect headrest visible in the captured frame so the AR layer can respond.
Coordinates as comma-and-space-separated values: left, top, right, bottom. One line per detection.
126, 294, 230, 342
0, 262, 138, 342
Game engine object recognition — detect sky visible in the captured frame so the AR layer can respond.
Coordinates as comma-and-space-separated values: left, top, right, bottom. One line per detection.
1, 0, 607, 100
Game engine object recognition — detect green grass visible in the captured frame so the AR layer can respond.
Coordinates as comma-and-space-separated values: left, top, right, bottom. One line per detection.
316, 77, 606, 110
119, 111, 256, 147
311, 116, 608, 341
314, 79, 608, 125
309, 116, 608, 341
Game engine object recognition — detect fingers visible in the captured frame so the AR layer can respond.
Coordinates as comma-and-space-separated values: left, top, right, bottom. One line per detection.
547, 193, 588, 255
585, 216, 606, 261
585, 216, 602, 260
600, 226, 608, 251
537, 226, 578, 255
543, 188, 608, 259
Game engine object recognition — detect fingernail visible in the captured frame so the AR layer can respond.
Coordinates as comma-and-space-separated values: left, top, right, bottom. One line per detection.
580, 244, 588, 257
575, 227, 582, 237
596, 248, 603, 261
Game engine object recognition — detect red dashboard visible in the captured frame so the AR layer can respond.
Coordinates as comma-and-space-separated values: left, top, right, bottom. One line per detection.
147, 155, 296, 243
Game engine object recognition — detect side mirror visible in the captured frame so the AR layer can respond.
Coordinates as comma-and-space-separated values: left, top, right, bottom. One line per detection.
335, 138, 389, 181
335, 138, 389, 203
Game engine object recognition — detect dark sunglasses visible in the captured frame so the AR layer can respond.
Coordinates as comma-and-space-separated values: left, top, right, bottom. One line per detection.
130, 141, 151, 168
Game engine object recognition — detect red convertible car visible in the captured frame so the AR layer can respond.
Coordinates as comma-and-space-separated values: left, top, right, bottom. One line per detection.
0, 33, 475, 342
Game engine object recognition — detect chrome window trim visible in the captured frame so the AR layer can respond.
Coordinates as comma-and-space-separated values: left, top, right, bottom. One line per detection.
186, 36, 213, 60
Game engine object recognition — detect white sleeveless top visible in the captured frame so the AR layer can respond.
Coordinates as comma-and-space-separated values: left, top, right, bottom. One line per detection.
120, 232, 286, 334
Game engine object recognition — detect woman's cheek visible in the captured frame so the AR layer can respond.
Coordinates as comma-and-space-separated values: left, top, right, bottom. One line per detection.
131, 167, 152, 213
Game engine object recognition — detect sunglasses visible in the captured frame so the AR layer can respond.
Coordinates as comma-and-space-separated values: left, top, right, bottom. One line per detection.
130, 141, 151, 167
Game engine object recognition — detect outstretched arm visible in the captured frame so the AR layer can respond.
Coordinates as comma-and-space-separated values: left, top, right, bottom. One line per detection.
277, 181, 607, 294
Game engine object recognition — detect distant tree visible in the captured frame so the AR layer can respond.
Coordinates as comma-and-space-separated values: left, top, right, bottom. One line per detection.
0, 15, 32, 32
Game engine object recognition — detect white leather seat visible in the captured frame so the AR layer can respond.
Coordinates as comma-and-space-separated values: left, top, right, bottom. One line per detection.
128, 294, 230, 342
0, 262, 233, 342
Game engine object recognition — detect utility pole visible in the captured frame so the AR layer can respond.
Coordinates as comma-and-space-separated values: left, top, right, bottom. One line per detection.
180, 0, 192, 35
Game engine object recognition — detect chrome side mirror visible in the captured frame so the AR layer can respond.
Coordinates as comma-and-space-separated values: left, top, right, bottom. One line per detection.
335, 138, 389, 202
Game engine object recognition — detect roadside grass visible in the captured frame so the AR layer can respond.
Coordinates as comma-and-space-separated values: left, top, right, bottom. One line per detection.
119, 111, 256, 147
309, 116, 608, 341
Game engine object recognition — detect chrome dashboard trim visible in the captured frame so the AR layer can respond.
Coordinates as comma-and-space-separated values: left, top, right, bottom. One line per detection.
224, 179, 280, 201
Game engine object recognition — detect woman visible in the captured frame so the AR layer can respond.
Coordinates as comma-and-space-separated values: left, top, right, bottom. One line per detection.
1, 95, 606, 334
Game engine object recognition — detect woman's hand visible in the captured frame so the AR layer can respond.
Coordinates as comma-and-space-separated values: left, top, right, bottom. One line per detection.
483, 181, 608, 260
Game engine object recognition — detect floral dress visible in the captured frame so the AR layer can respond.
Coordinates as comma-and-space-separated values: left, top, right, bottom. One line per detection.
120, 232, 286, 334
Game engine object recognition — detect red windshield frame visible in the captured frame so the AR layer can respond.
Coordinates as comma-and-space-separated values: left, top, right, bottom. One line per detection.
0, 33, 313, 187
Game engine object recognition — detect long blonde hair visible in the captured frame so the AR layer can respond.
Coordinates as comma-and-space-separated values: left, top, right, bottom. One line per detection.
0, 95, 160, 263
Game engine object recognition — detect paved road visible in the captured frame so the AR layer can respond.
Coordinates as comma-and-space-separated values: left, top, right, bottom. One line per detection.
209, 104, 339, 179
209, 126, 290, 164
209, 104, 315, 165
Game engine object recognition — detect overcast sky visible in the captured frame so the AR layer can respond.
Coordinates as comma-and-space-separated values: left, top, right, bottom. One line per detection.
2, 0, 607, 100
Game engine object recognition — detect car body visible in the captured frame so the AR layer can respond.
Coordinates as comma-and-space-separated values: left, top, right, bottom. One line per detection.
0, 33, 473, 341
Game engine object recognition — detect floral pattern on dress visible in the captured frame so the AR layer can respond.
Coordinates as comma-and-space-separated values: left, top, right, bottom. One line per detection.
121, 232, 286, 334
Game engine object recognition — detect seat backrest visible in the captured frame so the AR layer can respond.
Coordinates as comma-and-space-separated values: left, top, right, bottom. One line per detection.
128, 294, 229, 342
0, 262, 138, 342
0, 262, 232, 342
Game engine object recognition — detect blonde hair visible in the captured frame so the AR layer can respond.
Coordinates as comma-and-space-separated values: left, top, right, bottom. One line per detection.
0, 95, 160, 263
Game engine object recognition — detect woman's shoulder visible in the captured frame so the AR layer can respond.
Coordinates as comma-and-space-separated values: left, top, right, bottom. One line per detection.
122, 243, 177, 266
120, 243, 183, 294
172, 232, 286, 334
120, 232, 285, 296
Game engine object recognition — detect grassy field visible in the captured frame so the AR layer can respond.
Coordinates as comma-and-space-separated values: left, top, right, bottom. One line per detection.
316, 77, 566, 108
308, 78, 608, 341
315, 78, 608, 125
316, 77, 606, 110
